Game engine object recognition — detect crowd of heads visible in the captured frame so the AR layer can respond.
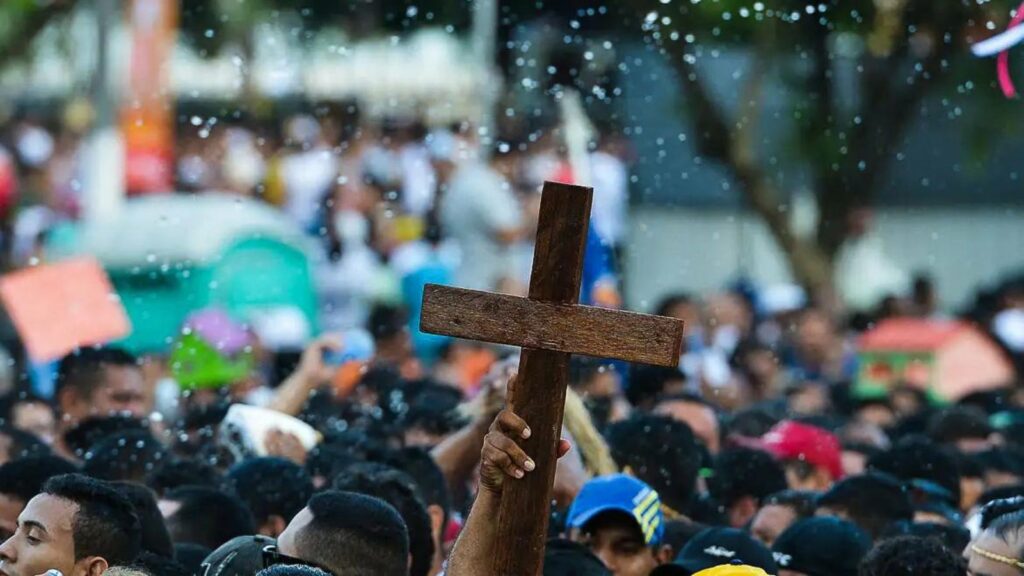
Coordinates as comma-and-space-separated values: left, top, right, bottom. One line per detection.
0, 102, 1023, 576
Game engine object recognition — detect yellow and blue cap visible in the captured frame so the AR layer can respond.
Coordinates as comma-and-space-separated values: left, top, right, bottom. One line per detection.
566, 474, 664, 545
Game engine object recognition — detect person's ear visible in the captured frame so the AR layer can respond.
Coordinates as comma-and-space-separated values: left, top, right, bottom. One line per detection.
427, 504, 445, 543
654, 544, 674, 565
78, 555, 108, 576
260, 515, 288, 538
56, 387, 78, 416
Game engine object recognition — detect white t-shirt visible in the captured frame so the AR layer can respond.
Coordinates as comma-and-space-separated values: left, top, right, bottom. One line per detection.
439, 162, 522, 291
589, 150, 628, 246
281, 146, 337, 231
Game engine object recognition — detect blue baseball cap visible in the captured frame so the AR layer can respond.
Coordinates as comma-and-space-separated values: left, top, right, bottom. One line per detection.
566, 474, 664, 545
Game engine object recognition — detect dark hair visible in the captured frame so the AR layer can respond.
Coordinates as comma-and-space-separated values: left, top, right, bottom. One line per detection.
256, 565, 333, 576
0, 455, 78, 503
131, 551, 191, 576
954, 452, 984, 479
367, 305, 407, 341
56, 347, 139, 400
543, 539, 610, 576
979, 496, 1024, 530
377, 447, 450, 521
987, 509, 1024, 552
398, 383, 464, 440
569, 357, 617, 389
927, 406, 994, 444
977, 448, 1024, 479
725, 408, 781, 439
625, 365, 686, 408
867, 436, 961, 505
112, 482, 174, 558
858, 535, 967, 576
42, 473, 141, 565
605, 414, 702, 512
295, 490, 409, 576
0, 425, 50, 460
145, 457, 225, 496
305, 443, 365, 485
162, 486, 256, 550
763, 490, 818, 519
880, 521, 970, 554
654, 293, 693, 317
63, 415, 150, 458
82, 430, 169, 483
661, 521, 709, 558
332, 464, 433, 576
227, 457, 313, 526
707, 447, 787, 509
817, 473, 914, 540
173, 542, 213, 575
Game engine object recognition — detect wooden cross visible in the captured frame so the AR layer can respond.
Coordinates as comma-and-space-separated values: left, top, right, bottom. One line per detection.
420, 181, 684, 576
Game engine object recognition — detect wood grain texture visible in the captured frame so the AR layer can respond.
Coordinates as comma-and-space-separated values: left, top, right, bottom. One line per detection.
418, 181, 683, 576
495, 182, 592, 576
420, 284, 684, 367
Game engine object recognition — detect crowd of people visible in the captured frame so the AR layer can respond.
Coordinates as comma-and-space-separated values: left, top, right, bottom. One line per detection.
0, 106, 1023, 576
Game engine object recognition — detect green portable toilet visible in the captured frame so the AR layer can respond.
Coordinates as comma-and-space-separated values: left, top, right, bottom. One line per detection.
47, 194, 319, 353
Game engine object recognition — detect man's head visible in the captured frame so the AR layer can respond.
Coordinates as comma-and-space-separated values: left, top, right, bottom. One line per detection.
749, 490, 817, 547
375, 448, 450, 573
366, 305, 412, 364
566, 475, 671, 576
706, 448, 787, 529
867, 436, 962, 510
331, 463, 432, 576
56, 348, 146, 426
0, 457, 78, 541
771, 517, 870, 576
543, 539, 611, 576
928, 406, 996, 454
276, 490, 409, 576
605, 415, 702, 513
81, 431, 168, 484
760, 421, 843, 491
144, 457, 224, 497
625, 366, 687, 412
965, 509, 1024, 576
815, 473, 913, 540
110, 482, 173, 559
650, 527, 778, 576
227, 457, 313, 538
2, 394, 56, 446
158, 486, 255, 550
862, 535, 966, 576
652, 395, 720, 454
0, 427, 49, 466
0, 473, 140, 576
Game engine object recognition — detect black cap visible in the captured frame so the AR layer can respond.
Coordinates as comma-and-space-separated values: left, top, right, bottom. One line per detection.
650, 527, 778, 576
772, 517, 871, 576
199, 535, 275, 576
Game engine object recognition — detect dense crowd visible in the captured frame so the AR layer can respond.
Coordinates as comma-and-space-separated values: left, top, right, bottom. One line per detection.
0, 108, 1023, 576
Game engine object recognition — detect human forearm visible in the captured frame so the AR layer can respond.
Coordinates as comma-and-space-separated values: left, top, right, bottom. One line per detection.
431, 418, 490, 492
445, 488, 500, 575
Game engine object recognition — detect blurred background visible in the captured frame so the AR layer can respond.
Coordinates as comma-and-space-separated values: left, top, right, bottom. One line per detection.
0, 0, 1022, 400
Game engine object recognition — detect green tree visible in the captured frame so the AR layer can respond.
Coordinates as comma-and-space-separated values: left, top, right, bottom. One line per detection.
504, 0, 1021, 300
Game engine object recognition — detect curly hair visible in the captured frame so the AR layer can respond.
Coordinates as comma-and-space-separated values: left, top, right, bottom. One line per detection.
859, 536, 967, 576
